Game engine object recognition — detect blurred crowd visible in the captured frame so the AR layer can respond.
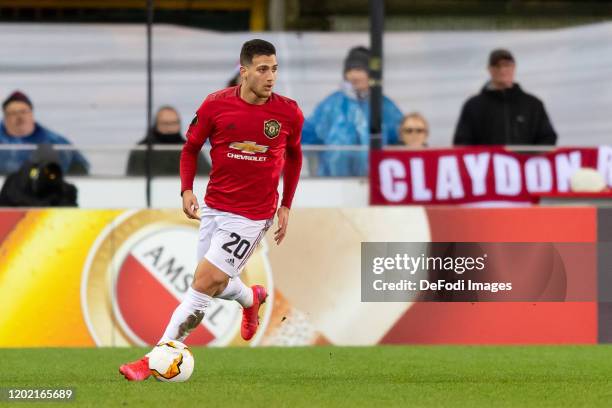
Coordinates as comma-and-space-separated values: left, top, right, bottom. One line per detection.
302, 46, 556, 176
0, 45, 560, 206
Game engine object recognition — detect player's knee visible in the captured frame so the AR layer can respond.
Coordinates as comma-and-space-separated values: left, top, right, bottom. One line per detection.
191, 276, 225, 294
192, 260, 230, 293
190, 278, 209, 294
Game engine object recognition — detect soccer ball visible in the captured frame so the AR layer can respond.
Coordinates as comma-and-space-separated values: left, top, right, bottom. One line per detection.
148, 341, 195, 382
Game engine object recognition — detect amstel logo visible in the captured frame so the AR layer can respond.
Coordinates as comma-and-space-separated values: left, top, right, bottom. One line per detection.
81, 210, 273, 347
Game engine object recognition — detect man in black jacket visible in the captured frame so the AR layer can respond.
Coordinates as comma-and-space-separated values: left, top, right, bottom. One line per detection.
126, 106, 211, 176
453, 49, 557, 146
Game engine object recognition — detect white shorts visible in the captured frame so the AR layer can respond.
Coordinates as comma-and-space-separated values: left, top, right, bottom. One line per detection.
197, 205, 273, 278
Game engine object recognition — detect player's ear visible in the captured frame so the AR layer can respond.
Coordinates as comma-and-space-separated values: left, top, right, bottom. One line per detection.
239, 65, 248, 78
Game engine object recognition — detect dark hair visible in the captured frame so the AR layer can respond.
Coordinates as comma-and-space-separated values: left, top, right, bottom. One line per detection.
488, 48, 514, 66
240, 39, 276, 66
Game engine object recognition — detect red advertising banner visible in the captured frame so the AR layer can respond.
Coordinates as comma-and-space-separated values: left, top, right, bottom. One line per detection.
0, 207, 601, 346
370, 146, 612, 205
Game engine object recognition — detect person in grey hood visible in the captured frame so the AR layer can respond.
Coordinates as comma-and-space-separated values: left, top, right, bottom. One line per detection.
453, 49, 557, 146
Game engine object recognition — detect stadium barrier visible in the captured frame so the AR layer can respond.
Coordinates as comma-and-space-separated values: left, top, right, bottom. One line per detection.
0, 206, 610, 348
1, 145, 610, 208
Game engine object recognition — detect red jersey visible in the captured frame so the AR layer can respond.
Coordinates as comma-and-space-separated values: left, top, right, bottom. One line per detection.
180, 86, 304, 220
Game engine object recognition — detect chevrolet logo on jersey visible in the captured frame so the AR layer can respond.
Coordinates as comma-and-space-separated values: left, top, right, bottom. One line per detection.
229, 141, 269, 154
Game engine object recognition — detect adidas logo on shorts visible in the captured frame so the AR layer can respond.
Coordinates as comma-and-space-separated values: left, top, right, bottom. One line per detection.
225, 258, 235, 266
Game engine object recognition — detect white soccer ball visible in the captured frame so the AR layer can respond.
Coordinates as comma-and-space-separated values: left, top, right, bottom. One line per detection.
148, 341, 194, 382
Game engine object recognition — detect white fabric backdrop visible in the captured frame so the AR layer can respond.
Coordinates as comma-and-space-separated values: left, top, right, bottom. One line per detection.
0, 22, 610, 173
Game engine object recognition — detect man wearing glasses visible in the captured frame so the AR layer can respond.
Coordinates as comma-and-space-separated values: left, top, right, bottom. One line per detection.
453, 49, 557, 146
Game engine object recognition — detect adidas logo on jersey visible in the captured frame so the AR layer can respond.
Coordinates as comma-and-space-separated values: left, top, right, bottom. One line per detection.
225, 258, 235, 266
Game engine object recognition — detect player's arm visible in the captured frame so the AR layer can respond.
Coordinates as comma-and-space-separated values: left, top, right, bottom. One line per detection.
180, 100, 214, 220
275, 107, 304, 245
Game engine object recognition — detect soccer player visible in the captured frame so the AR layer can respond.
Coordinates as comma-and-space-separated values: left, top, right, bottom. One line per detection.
119, 39, 303, 381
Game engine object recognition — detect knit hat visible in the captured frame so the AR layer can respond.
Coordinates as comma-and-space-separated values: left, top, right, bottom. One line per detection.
2, 90, 33, 111
344, 46, 370, 73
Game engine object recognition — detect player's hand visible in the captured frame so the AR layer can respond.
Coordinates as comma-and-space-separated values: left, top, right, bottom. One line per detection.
274, 206, 290, 245
182, 190, 200, 220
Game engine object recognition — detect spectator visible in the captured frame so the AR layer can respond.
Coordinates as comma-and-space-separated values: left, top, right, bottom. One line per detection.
399, 112, 429, 149
0, 90, 90, 175
453, 49, 557, 146
302, 46, 403, 176
126, 106, 211, 176
227, 73, 241, 88
0, 144, 77, 207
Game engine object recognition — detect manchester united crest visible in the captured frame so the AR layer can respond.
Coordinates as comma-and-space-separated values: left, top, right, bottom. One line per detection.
263, 119, 281, 139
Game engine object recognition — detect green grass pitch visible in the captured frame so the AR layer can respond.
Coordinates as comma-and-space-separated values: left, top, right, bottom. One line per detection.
1, 346, 612, 407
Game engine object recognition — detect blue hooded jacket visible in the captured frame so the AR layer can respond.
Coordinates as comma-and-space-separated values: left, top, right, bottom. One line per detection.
0, 122, 90, 174
302, 87, 403, 176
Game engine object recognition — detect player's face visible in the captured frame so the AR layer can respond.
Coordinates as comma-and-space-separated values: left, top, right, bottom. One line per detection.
242, 54, 278, 99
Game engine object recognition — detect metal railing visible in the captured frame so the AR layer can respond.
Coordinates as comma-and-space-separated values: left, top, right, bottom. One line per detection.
0, 144, 560, 178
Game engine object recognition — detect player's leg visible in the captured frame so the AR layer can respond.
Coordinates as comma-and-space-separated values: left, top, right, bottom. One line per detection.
192, 209, 254, 309
209, 214, 273, 340
119, 210, 271, 380
124, 208, 263, 347
120, 209, 224, 381
158, 258, 229, 343
119, 259, 228, 381
215, 275, 267, 340
157, 207, 228, 343
216, 276, 253, 308
191, 210, 253, 309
